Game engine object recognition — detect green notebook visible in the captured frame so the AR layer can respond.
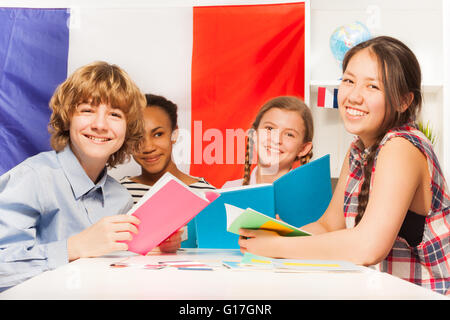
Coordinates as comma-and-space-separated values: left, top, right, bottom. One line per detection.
225, 204, 311, 237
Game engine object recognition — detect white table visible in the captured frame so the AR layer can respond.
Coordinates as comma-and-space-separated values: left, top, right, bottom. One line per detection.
0, 249, 446, 300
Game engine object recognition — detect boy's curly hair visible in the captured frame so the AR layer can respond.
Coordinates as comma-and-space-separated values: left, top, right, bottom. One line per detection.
48, 61, 146, 168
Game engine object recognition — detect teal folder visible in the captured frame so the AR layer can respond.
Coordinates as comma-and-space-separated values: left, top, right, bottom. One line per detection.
195, 154, 332, 249
180, 219, 198, 248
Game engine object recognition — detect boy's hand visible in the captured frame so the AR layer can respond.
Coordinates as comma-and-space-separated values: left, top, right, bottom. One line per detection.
68, 214, 140, 261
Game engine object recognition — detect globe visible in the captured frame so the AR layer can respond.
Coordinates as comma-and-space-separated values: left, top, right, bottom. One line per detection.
329, 21, 372, 65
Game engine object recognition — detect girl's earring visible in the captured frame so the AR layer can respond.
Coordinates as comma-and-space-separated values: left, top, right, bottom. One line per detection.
171, 128, 179, 143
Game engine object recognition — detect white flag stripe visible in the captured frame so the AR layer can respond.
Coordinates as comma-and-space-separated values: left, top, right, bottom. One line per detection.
67, 7, 194, 179
323, 87, 335, 108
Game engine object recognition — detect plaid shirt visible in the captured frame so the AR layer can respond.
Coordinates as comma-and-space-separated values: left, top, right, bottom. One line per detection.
344, 124, 450, 295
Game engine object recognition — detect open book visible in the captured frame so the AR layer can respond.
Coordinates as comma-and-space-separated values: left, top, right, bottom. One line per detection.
225, 204, 310, 237
125, 172, 220, 255
195, 154, 332, 249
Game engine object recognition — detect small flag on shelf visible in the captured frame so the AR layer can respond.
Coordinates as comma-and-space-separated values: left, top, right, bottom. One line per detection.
317, 87, 338, 109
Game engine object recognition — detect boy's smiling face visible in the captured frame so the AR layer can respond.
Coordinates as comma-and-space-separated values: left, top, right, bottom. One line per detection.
69, 103, 127, 167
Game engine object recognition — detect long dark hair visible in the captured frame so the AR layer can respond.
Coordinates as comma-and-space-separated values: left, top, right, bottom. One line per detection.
342, 36, 423, 225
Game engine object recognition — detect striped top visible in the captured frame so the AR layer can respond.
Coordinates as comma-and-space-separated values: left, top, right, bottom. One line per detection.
344, 124, 450, 295
120, 176, 216, 205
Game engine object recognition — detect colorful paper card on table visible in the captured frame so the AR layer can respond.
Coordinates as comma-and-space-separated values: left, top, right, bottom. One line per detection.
159, 260, 213, 271
222, 260, 273, 271
125, 172, 220, 255
240, 253, 274, 266
110, 256, 214, 270
240, 253, 362, 273
195, 155, 332, 249
110, 256, 166, 269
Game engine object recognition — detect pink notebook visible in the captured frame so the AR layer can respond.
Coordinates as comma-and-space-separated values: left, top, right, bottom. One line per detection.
125, 173, 220, 255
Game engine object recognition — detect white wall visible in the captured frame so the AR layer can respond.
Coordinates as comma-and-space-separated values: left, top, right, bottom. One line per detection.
443, 0, 450, 182
308, 0, 446, 179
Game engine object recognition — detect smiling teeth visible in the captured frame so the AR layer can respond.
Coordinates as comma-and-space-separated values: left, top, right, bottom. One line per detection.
87, 136, 110, 142
346, 108, 367, 116
266, 147, 280, 154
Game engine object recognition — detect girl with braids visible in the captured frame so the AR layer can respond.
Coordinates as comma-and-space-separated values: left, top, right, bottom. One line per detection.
222, 96, 314, 188
238, 36, 449, 295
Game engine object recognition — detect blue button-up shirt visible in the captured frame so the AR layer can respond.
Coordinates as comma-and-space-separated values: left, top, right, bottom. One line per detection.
0, 145, 133, 291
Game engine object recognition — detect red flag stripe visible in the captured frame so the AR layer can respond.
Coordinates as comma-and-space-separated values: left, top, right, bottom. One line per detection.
317, 87, 325, 107
190, 3, 306, 187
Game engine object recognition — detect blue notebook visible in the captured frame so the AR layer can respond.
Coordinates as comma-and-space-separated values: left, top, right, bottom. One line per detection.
195, 154, 332, 248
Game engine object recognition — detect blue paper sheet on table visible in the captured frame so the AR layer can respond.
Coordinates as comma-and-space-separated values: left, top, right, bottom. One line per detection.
195, 154, 332, 249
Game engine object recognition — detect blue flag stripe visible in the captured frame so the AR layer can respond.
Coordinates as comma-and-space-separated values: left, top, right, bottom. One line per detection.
0, 8, 69, 175
333, 88, 338, 109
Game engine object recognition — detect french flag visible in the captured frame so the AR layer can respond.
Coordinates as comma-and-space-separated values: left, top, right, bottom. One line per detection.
0, 2, 306, 188
317, 87, 338, 109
